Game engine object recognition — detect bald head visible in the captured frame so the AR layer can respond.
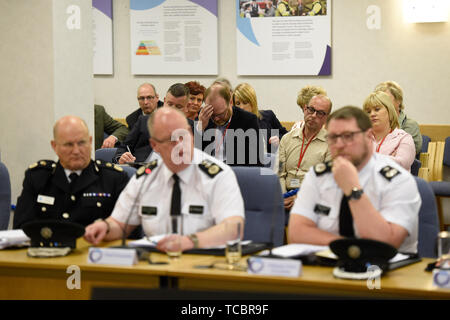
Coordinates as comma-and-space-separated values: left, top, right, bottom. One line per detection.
51, 116, 92, 171
137, 83, 159, 114
148, 107, 193, 173
53, 116, 89, 140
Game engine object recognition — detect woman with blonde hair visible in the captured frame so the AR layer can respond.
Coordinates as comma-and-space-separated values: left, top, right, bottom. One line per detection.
374, 80, 422, 155
233, 83, 287, 153
363, 91, 415, 171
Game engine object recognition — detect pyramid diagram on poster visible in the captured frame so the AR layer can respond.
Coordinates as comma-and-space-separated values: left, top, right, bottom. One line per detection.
136, 41, 161, 55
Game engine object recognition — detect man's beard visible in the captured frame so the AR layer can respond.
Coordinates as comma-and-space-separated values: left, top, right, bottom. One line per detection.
350, 141, 369, 168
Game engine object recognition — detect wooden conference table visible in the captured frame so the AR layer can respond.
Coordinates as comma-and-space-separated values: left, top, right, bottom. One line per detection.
0, 239, 449, 300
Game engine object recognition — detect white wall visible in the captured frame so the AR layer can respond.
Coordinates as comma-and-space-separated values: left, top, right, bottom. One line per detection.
0, 0, 94, 204
95, 0, 450, 126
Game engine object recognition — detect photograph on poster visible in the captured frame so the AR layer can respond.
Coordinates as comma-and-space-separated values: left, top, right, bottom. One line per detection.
238, 0, 327, 18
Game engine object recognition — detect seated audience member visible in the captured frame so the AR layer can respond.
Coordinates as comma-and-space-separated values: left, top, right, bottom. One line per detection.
125, 83, 163, 131
94, 104, 129, 150
185, 81, 206, 121
363, 91, 415, 171
292, 84, 327, 131
233, 82, 287, 153
288, 106, 420, 253
278, 94, 332, 211
13, 116, 129, 228
374, 80, 422, 155
115, 83, 191, 165
84, 108, 245, 252
197, 82, 264, 167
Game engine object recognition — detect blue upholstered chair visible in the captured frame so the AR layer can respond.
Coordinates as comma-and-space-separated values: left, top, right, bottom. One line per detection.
411, 158, 421, 176
417, 134, 431, 160
429, 136, 450, 231
422, 135, 431, 154
414, 176, 439, 258
95, 148, 118, 163
231, 166, 285, 247
0, 162, 11, 230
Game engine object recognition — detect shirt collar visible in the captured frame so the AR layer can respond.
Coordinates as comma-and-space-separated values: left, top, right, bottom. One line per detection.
64, 169, 82, 182
161, 154, 196, 186
292, 126, 327, 142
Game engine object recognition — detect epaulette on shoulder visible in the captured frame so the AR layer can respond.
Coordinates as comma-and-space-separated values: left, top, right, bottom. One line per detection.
95, 159, 124, 173
136, 160, 158, 179
199, 159, 223, 178
379, 165, 401, 181
28, 160, 56, 171
314, 161, 332, 176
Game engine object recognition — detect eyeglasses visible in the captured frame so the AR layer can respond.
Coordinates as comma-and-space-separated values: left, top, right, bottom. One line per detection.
305, 106, 328, 118
326, 131, 366, 145
213, 108, 228, 119
138, 95, 156, 101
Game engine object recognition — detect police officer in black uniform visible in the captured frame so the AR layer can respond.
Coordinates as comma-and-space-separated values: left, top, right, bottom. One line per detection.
13, 116, 129, 229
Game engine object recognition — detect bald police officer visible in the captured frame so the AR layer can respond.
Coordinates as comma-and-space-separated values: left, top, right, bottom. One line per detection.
84, 107, 245, 252
13, 116, 129, 228
288, 106, 421, 253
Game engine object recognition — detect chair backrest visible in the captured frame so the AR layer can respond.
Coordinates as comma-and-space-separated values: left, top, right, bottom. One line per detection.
422, 135, 431, 154
414, 176, 439, 258
411, 158, 421, 176
95, 148, 118, 162
231, 166, 285, 247
443, 136, 450, 167
119, 165, 137, 179
0, 162, 11, 230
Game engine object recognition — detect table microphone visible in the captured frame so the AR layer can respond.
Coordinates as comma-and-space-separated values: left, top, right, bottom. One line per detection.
111, 166, 151, 256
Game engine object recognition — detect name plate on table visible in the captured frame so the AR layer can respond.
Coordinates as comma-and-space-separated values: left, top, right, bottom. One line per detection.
247, 256, 302, 278
433, 269, 450, 289
88, 247, 137, 266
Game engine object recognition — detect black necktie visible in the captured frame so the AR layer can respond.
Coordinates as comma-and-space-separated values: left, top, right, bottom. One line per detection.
170, 174, 181, 216
339, 195, 355, 237
69, 172, 79, 190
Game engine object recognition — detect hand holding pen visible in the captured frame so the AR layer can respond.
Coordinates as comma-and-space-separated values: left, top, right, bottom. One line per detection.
118, 145, 136, 164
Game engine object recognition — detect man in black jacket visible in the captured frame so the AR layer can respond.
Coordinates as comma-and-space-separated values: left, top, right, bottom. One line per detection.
14, 116, 129, 228
115, 83, 192, 164
197, 83, 264, 167
125, 83, 163, 131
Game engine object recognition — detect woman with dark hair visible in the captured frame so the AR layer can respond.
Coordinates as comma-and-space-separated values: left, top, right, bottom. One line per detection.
185, 81, 206, 120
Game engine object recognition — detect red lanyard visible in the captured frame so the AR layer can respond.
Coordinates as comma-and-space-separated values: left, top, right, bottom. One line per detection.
296, 128, 317, 170
215, 116, 232, 152
376, 130, 392, 152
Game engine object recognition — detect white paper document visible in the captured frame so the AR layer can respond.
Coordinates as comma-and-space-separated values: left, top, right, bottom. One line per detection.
260, 243, 329, 258
128, 236, 251, 249
0, 229, 30, 249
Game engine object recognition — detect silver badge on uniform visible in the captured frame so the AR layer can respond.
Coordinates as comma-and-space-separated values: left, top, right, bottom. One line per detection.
37, 195, 55, 206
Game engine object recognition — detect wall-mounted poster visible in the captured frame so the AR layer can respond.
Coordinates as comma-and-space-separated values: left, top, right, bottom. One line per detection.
236, 0, 331, 75
93, 0, 114, 75
130, 0, 218, 75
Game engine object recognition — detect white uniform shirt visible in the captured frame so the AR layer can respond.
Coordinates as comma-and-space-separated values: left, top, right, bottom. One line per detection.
291, 153, 421, 253
111, 148, 245, 236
